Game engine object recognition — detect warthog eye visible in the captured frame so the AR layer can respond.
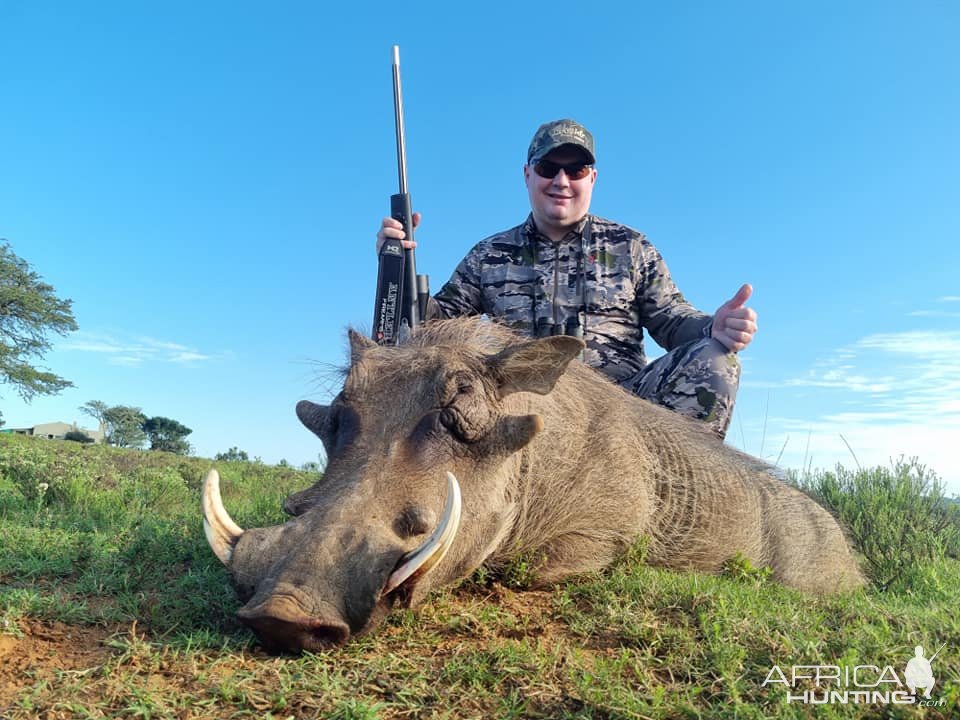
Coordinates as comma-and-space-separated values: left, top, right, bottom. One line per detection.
409, 409, 472, 448
435, 373, 493, 444
445, 371, 476, 401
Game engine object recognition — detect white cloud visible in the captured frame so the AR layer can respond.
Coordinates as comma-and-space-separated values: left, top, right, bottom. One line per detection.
59, 331, 220, 366
138, 337, 191, 352
774, 331, 960, 411
60, 338, 128, 354
907, 310, 960, 318
785, 373, 894, 393
169, 351, 212, 363
856, 330, 960, 356
816, 411, 908, 424
110, 355, 145, 367
738, 328, 960, 493
907, 296, 960, 316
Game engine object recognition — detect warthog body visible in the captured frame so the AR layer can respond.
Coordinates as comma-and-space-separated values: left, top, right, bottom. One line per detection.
204, 318, 863, 653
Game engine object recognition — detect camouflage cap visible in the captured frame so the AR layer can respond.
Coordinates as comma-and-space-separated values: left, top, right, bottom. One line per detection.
527, 119, 596, 165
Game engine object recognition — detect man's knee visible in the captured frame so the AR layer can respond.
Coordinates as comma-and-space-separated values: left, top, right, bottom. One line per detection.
674, 337, 742, 393
644, 337, 742, 438
701, 337, 743, 384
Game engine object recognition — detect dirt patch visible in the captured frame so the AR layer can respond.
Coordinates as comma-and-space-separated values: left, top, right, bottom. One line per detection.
0, 586, 592, 718
0, 620, 116, 710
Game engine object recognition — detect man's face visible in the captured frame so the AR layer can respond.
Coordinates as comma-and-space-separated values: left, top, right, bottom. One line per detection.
524, 146, 597, 239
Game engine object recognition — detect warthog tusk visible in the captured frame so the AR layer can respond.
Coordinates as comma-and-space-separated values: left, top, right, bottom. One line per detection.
202, 468, 245, 565
383, 472, 462, 595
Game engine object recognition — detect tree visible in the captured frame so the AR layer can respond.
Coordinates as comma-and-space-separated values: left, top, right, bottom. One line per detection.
143, 416, 192, 455
215, 447, 249, 462
80, 401, 147, 447
0, 241, 78, 402
79, 400, 109, 429
103, 405, 148, 448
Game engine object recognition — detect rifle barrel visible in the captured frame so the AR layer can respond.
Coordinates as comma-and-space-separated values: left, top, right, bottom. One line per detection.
392, 45, 408, 195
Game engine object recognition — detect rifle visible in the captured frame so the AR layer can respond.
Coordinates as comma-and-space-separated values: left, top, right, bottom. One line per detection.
372, 45, 429, 344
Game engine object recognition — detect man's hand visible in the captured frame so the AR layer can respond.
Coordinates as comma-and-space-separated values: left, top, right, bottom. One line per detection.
711, 283, 758, 353
376, 212, 420, 254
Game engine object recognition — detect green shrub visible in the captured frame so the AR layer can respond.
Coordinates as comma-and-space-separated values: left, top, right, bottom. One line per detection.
721, 551, 773, 585
794, 458, 960, 590
1, 441, 51, 501
499, 551, 546, 590
64, 430, 94, 444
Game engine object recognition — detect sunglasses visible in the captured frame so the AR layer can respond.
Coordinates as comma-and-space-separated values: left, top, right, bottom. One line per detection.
532, 159, 593, 180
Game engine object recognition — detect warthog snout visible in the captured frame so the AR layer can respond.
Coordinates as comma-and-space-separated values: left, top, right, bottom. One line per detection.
237, 593, 350, 653
203, 468, 463, 654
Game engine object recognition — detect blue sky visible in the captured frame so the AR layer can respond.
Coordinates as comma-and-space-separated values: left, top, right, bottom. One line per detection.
2, 2, 958, 493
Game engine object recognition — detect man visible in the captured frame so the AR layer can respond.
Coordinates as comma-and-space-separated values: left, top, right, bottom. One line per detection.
376, 119, 757, 439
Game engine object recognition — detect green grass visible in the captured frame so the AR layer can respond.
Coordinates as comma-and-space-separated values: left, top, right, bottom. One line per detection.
1, 433, 958, 718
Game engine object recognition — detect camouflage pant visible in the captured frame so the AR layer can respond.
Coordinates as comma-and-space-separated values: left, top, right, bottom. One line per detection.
625, 337, 741, 440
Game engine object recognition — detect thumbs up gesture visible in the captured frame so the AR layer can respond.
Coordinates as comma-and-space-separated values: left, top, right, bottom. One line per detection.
711, 283, 758, 353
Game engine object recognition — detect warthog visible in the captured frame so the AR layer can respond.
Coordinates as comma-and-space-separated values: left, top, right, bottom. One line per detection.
203, 318, 863, 653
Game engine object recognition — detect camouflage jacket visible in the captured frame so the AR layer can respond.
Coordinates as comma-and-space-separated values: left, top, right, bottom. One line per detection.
428, 214, 713, 385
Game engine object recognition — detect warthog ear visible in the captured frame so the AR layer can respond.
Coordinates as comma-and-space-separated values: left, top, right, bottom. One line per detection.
487, 336, 585, 397
296, 400, 330, 438
348, 328, 377, 365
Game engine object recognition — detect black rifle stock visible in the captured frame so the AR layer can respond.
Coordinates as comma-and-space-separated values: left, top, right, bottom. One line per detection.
373, 45, 428, 344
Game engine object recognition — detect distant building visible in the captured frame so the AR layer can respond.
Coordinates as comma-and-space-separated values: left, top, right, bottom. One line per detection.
5, 421, 105, 444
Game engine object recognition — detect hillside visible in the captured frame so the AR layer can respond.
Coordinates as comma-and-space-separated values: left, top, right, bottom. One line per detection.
1, 433, 957, 718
